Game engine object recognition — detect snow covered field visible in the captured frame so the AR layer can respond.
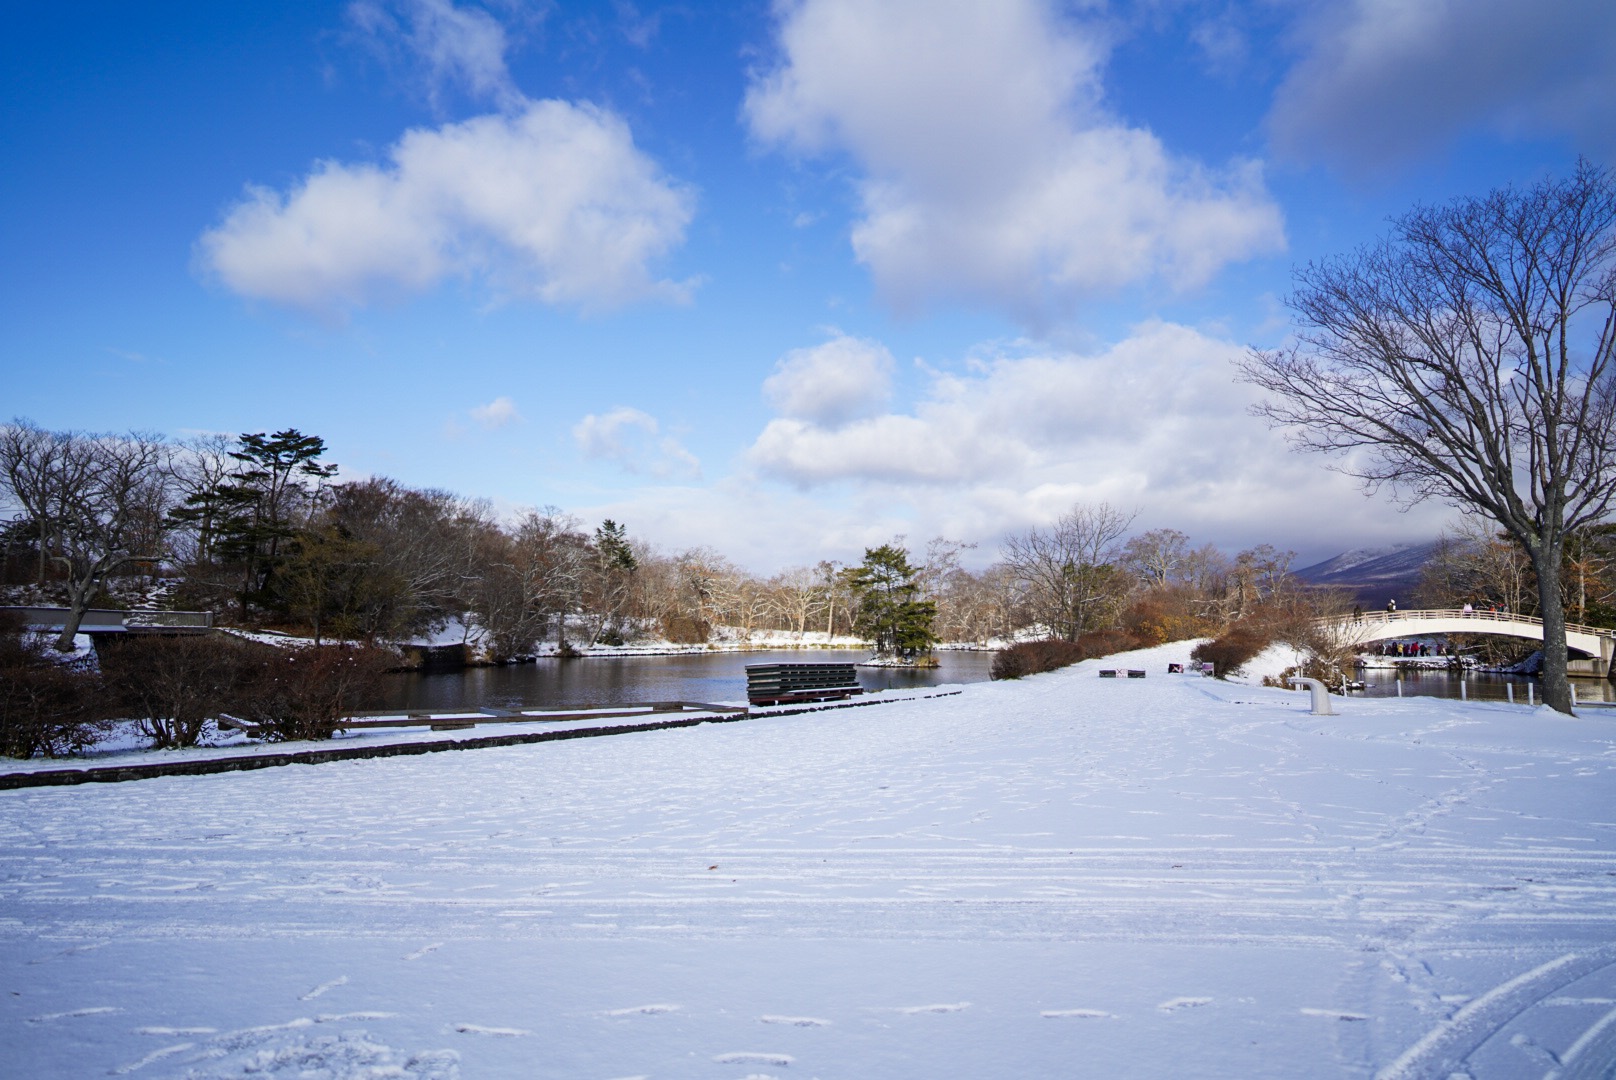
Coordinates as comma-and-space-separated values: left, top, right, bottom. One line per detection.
5, 640, 1616, 1078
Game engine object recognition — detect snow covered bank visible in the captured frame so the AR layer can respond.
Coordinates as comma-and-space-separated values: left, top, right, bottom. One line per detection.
5, 640, 1616, 1077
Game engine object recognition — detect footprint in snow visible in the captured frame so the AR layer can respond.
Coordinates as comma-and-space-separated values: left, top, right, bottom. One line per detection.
25, 1006, 120, 1023
601, 1003, 680, 1017
1041, 1009, 1114, 1019
1157, 997, 1213, 1012
109, 1042, 194, 1075
299, 975, 349, 1000
1300, 1007, 1368, 1021
453, 1023, 530, 1036
403, 943, 443, 961
713, 1051, 795, 1066
896, 1002, 970, 1014
761, 1014, 832, 1027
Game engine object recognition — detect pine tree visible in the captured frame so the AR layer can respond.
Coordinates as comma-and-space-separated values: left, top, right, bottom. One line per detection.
844, 544, 938, 659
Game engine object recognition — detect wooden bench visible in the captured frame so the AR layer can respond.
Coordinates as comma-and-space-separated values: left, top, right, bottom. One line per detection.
746, 662, 865, 706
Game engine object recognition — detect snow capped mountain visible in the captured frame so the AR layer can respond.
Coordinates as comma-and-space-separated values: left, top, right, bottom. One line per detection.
1294, 541, 1443, 605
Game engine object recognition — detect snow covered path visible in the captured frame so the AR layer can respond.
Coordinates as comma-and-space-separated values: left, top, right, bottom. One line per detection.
5, 642, 1616, 1077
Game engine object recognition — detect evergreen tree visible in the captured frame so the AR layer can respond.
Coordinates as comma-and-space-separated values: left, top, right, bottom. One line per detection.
205, 429, 336, 619
844, 544, 938, 658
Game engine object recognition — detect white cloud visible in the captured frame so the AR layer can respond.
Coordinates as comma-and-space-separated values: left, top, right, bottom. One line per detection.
469, 395, 521, 428
744, 0, 1284, 319
762, 334, 895, 426
346, 0, 528, 110
744, 321, 1454, 557
1269, 0, 1616, 169
573, 406, 701, 479
198, 99, 695, 314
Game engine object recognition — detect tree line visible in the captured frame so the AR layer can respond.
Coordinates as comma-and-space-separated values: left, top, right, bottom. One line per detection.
2, 419, 1338, 661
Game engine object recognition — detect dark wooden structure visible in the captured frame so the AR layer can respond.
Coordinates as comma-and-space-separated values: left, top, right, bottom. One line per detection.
746, 662, 865, 706
217, 700, 746, 736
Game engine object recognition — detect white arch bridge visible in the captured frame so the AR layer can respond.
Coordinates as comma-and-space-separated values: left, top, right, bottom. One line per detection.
1332, 608, 1616, 676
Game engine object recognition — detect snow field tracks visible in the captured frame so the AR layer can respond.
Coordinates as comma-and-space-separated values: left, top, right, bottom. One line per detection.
5, 640, 1616, 1076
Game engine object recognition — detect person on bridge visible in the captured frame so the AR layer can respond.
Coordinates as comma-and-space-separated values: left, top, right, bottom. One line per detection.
1462, 602, 1473, 615
1387, 599, 1397, 613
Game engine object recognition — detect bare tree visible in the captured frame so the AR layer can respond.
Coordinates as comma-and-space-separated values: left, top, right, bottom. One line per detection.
1001, 503, 1136, 640
1121, 528, 1191, 589
0, 419, 68, 587
768, 565, 827, 638
0, 421, 172, 648
166, 433, 236, 567
1242, 162, 1616, 712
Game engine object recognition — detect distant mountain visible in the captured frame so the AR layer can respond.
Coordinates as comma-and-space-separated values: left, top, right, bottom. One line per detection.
1294, 541, 1442, 608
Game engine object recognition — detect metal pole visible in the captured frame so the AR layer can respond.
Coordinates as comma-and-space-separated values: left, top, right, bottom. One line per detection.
1460, 678, 1467, 701
1571, 683, 1579, 708
1507, 683, 1515, 705
1528, 683, 1535, 707
1396, 677, 1403, 698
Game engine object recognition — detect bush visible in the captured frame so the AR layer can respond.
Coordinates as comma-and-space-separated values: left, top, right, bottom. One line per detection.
1120, 591, 1220, 647
660, 614, 710, 644
1072, 627, 1146, 659
0, 612, 105, 758
235, 645, 392, 741
99, 633, 251, 749
990, 628, 1152, 680
1190, 626, 1270, 679
992, 638, 1086, 679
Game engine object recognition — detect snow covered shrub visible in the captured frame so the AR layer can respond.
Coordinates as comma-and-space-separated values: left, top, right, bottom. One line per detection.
99, 632, 249, 749
1190, 626, 1270, 679
0, 612, 105, 758
236, 644, 391, 741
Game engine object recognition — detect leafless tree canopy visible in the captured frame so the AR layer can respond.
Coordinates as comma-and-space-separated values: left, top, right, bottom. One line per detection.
1241, 161, 1616, 712
1000, 503, 1136, 641
0, 420, 172, 648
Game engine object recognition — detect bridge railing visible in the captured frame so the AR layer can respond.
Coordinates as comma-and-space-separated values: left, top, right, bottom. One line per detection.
0, 606, 214, 631
1344, 608, 1612, 639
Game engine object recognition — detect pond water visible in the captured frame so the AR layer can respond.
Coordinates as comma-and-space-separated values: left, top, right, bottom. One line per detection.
1351, 666, 1616, 704
374, 648, 998, 712
371, 647, 1615, 713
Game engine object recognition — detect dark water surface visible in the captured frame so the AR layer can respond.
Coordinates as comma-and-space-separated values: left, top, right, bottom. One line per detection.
1352, 666, 1616, 704
374, 649, 997, 712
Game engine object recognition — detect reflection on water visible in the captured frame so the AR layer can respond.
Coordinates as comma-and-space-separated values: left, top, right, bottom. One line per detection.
373, 648, 1616, 712
374, 649, 998, 712
1352, 667, 1616, 704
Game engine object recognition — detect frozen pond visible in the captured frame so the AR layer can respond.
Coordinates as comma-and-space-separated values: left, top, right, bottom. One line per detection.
373, 648, 997, 712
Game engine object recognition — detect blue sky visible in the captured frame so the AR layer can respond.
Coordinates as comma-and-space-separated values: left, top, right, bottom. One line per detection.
4, 1, 1613, 571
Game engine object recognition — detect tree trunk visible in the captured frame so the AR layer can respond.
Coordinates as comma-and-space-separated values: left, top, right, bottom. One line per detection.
1534, 546, 1574, 713
55, 574, 98, 652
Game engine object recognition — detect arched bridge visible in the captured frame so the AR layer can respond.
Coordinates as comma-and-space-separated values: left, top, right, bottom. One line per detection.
1335, 608, 1616, 675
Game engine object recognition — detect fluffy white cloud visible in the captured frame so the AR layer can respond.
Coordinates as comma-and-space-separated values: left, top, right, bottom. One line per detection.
574, 406, 700, 480
198, 99, 695, 313
762, 334, 895, 426
1269, 0, 1616, 168
744, 0, 1284, 318
469, 395, 521, 428
347, 0, 527, 110
744, 321, 1454, 558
